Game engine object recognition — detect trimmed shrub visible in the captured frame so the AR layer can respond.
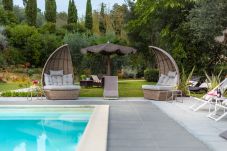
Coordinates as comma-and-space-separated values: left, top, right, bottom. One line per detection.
144, 68, 159, 82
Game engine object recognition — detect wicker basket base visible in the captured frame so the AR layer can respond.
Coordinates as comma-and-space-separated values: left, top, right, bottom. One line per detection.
143, 89, 173, 101
44, 90, 80, 100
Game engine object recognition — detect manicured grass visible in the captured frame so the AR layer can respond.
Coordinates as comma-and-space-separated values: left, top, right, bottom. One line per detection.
0, 83, 27, 92
80, 80, 154, 97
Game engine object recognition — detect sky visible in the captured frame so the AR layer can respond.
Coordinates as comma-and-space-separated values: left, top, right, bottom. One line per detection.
13, 0, 126, 17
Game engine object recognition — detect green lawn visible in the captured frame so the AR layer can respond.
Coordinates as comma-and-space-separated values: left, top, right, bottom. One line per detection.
80, 80, 154, 97
0, 80, 214, 98
0, 83, 27, 92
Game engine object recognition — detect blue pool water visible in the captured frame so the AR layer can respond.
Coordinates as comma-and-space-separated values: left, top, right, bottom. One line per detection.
0, 107, 93, 151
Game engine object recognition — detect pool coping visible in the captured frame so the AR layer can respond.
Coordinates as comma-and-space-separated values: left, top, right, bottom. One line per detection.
0, 104, 109, 151
77, 105, 109, 151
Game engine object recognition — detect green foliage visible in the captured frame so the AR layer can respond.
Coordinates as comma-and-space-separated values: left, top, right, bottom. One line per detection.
0, 53, 7, 67
2, 0, 13, 11
0, 7, 18, 25
85, 0, 93, 30
185, 0, 227, 72
13, 6, 26, 23
45, 0, 56, 23
205, 70, 222, 91
25, 32, 43, 66
63, 33, 89, 76
111, 4, 128, 36
99, 3, 106, 34
39, 34, 62, 66
144, 68, 159, 82
121, 67, 137, 79
7, 24, 38, 49
39, 22, 56, 33
6, 24, 61, 66
67, 0, 77, 25
1, 91, 41, 97
25, 0, 37, 26
178, 66, 195, 96
3, 47, 25, 65
127, 0, 195, 71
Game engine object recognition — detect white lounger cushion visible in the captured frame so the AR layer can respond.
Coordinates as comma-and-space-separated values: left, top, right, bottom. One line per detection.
44, 85, 80, 90
166, 76, 177, 86
51, 75, 63, 86
157, 74, 167, 85
44, 74, 53, 85
63, 74, 73, 85
142, 85, 175, 91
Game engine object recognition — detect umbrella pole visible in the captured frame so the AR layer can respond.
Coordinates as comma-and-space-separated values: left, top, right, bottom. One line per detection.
107, 55, 111, 76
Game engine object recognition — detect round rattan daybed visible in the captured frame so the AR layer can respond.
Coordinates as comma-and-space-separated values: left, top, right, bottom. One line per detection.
41, 44, 80, 100
142, 46, 180, 101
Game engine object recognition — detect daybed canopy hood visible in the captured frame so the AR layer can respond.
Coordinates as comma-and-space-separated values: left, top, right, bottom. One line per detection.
42, 44, 80, 100
42, 44, 73, 80
149, 46, 180, 85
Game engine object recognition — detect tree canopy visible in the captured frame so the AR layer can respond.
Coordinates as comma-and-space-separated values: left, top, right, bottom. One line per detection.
85, 0, 93, 31
45, 0, 56, 23
25, 0, 37, 26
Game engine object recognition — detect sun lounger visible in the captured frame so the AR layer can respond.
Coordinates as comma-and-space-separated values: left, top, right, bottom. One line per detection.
190, 78, 227, 112
189, 82, 209, 93
189, 77, 208, 93
103, 76, 119, 99
91, 75, 103, 87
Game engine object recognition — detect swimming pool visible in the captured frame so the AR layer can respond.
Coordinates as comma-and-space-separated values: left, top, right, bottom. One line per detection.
0, 106, 94, 151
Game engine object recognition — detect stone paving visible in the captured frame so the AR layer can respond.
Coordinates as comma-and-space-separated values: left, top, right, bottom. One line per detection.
152, 98, 227, 151
0, 97, 213, 151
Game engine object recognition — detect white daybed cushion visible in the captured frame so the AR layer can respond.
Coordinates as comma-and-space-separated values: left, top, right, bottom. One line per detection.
142, 85, 174, 91
44, 74, 53, 85
157, 74, 167, 85
166, 76, 177, 86
168, 71, 176, 77
63, 74, 73, 85
50, 70, 63, 76
44, 85, 80, 90
51, 75, 63, 86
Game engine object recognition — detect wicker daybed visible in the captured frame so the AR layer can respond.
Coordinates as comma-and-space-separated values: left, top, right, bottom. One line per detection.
142, 46, 180, 101
41, 44, 80, 100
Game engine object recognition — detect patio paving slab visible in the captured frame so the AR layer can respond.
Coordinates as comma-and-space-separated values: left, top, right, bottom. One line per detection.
0, 97, 212, 151
152, 98, 227, 151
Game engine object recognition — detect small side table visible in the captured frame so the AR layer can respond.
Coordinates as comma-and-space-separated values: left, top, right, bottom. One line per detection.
80, 80, 93, 87
211, 97, 225, 113
27, 86, 44, 101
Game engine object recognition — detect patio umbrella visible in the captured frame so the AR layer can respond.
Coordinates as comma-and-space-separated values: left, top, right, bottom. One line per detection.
81, 42, 137, 75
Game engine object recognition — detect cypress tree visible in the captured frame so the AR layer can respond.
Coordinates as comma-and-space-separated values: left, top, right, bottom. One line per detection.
45, 0, 56, 23
2, 0, 13, 11
67, 0, 78, 24
25, 0, 37, 26
99, 3, 106, 34
85, 0, 93, 30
